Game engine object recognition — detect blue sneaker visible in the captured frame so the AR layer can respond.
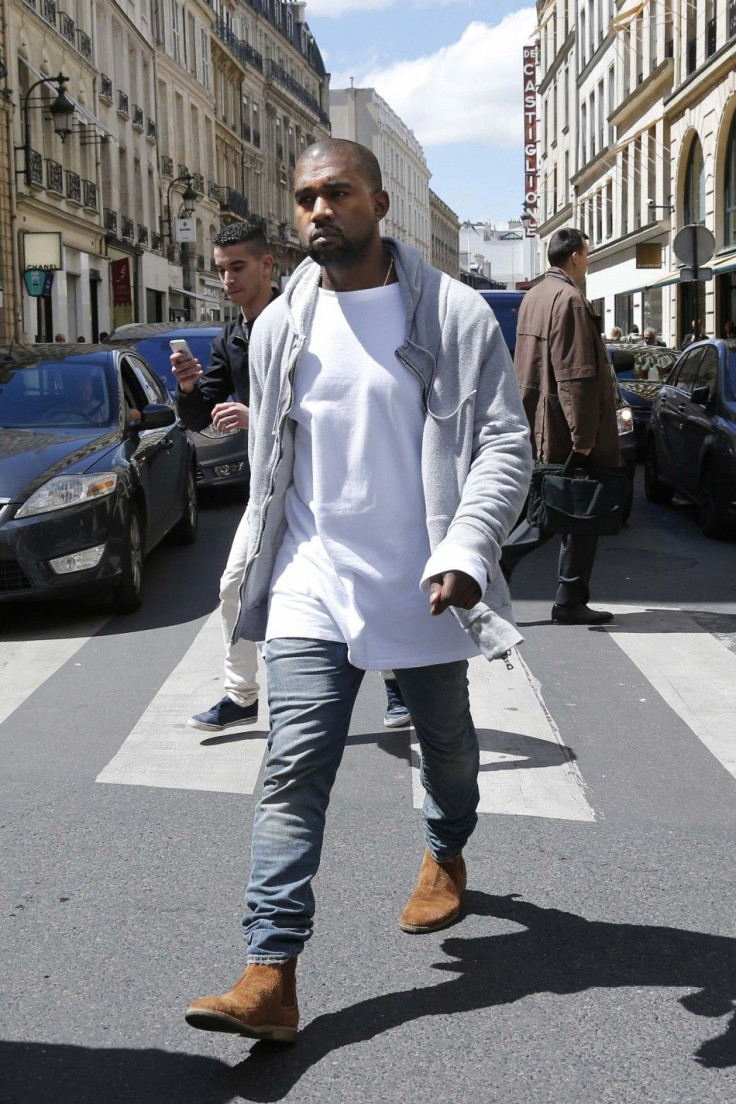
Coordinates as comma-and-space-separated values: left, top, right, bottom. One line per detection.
383, 679, 411, 728
188, 696, 259, 732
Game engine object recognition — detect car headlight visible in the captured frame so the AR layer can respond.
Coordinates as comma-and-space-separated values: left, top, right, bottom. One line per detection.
16, 473, 118, 518
616, 406, 634, 435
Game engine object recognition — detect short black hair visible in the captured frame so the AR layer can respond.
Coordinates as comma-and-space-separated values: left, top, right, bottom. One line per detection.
213, 222, 269, 255
548, 227, 589, 267
296, 139, 383, 193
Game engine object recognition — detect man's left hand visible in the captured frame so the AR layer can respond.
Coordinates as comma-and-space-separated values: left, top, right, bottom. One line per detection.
211, 401, 249, 433
428, 571, 482, 616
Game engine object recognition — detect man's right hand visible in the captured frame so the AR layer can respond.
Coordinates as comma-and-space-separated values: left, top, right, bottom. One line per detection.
170, 350, 204, 394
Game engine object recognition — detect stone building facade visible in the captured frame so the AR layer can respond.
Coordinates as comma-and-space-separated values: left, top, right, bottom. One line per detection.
429, 189, 459, 277
534, 0, 736, 346
4, 0, 329, 342
330, 85, 431, 260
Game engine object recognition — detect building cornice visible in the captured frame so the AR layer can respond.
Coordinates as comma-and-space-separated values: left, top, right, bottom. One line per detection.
609, 58, 674, 130
664, 43, 736, 116
537, 202, 573, 237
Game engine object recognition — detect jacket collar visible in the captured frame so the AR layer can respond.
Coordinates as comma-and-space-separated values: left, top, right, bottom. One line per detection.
545, 267, 579, 290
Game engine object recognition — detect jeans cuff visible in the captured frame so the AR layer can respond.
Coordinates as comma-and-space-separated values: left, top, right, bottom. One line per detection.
246, 954, 295, 965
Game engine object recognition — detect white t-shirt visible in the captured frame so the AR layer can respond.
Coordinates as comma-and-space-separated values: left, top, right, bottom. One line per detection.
265, 283, 481, 670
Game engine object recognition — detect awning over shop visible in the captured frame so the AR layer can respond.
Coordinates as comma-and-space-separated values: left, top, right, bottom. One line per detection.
168, 286, 213, 303
621, 269, 683, 295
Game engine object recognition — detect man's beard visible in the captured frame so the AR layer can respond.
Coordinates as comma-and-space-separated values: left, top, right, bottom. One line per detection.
305, 226, 376, 267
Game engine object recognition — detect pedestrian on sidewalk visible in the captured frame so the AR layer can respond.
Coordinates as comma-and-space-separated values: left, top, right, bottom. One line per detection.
185, 138, 532, 1043
501, 227, 621, 625
171, 222, 278, 733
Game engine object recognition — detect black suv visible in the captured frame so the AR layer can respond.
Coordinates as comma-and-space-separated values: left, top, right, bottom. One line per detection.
644, 339, 736, 538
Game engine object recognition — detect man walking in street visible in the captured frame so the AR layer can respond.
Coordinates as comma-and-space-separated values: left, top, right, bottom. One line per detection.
171, 222, 277, 732
501, 227, 621, 625
184, 138, 532, 1042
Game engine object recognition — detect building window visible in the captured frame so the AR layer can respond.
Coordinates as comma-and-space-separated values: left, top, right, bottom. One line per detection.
725, 115, 736, 246
684, 136, 705, 225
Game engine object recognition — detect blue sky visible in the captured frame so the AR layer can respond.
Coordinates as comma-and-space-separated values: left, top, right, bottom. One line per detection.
304, 0, 537, 224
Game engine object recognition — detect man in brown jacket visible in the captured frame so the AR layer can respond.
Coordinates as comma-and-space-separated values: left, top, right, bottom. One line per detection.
502, 227, 620, 625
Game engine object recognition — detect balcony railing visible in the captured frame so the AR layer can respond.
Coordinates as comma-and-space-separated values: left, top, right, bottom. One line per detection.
28, 149, 43, 185
192, 173, 204, 193
83, 179, 97, 208
253, 129, 261, 148
77, 29, 92, 60
208, 179, 219, 199
178, 163, 188, 178
59, 10, 75, 43
104, 207, 117, 233
132, 105, 144, 129
161, 156, 174, 177
137, 224, 148, 246
21, 0, 37, 10
707, 17, 717, 56
41, 0, 56, 25
46, 159, 63, 193
215, 185, 248, 218
242, 123, 251, 143
121, 216, 134, 240
65, 169, 81, 202
100, 74, 113, 100
212, 17, 264, 71
151, 231, 163, 252
147, 118, 156, 139
117, 90, 129, 116
265, 60, 329, 125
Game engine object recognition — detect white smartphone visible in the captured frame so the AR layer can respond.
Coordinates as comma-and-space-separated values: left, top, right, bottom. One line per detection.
169, 338, 194, 359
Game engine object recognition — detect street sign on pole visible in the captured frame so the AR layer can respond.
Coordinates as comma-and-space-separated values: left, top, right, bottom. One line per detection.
673, 224, 715, 269
679, 266, 713, 283
175, 218, 196, 243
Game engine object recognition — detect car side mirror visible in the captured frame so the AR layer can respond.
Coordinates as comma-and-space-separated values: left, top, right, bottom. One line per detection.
138, 402, 176, 429
690, 384, 711, 406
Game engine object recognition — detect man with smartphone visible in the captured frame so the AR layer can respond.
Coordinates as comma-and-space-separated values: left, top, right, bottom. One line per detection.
171, 222, 277, 733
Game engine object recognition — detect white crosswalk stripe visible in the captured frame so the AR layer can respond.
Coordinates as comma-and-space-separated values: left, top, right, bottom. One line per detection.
95, 610, 269, 795
605, 605, 736, 783
0, 616, 108, 727
410, 651, 596, 822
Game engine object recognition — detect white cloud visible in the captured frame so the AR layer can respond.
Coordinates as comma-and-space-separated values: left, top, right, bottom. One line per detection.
330, 10, 537, 148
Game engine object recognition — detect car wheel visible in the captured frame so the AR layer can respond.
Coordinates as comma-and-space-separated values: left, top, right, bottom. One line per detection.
113, 505, 144, 613
168, 466, 198, 545
699, 461, 727, 539
644, 439, 673, 504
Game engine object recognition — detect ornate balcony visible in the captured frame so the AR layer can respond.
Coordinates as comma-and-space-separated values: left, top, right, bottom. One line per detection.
265, 60, 329, 126
151, 232, 163, 253
59, 10, 75, 43
137, 224, 148, 246
45, 159, 63, 193
77, 29, 92, 61
117, 90, 129, 116
41, 0, 56, 25
215, 185, 249, 218
100, 74, 113, 101
65, 170, 81, 202
161, 156, 174, 177
104, 207, 117, 233
28, 149, 43, 186
147, 118, 156, 139
121, 216, 134, 240
192, 173, 204, 194
83, 179, 97, 209
132, 105, 144, 129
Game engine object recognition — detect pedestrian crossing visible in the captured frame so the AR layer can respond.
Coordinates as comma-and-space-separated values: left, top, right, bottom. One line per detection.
1, 603, 735, 820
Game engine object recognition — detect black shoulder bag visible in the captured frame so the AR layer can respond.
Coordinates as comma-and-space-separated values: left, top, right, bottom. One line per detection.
526, 450, 629, 537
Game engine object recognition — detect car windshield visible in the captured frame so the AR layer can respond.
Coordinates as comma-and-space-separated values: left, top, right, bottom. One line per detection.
611, 346, 678, 382
0, 360, 116, 429
131, 333, 219, 392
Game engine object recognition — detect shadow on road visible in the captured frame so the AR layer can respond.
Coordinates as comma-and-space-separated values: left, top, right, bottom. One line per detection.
358, 727, 578, 773
3, 894, 733, 1102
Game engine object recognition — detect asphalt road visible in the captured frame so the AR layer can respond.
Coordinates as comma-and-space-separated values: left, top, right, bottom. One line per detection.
2, 476, 736, 1104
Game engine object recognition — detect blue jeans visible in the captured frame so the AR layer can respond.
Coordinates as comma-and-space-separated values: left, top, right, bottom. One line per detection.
243, 638, 479, 962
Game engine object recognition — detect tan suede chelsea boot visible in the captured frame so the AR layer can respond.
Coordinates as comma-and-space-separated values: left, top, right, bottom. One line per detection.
185, 958, 299, 1042
399, 849, 467, 933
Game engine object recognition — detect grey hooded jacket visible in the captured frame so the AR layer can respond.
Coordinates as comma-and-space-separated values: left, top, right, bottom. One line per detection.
234, 238, 533, 662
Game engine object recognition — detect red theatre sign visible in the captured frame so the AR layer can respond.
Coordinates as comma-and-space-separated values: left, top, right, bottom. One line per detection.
523, 44, 538, 228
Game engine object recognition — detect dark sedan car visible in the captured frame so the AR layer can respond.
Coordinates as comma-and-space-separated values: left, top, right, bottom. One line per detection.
644, 339, 736, 538
106, 322, 249, 490
0, 343, 198, 611
605, 343, 679, 456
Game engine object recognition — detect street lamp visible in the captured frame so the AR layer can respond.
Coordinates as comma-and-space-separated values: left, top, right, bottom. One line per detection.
15, 72, 76, 186
520, 210, 535, 237
162, 173, 198, 242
